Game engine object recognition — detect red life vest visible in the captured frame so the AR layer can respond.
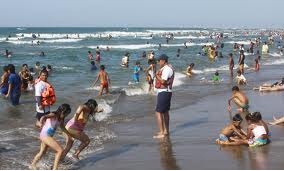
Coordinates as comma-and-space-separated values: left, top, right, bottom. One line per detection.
35, 79, 56, 106
155, 65, 174, 90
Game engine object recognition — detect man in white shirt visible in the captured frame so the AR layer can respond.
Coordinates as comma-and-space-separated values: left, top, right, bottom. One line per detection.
153, 54, 174, 139
35, 70, 51, 127
262, 42, 269, 54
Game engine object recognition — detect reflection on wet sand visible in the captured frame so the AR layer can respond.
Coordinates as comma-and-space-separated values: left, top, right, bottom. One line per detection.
248, 145, 269, 170
158, 137, 181, 170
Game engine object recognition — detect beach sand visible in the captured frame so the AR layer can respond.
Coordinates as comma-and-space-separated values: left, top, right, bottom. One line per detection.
74, 89, 284, 170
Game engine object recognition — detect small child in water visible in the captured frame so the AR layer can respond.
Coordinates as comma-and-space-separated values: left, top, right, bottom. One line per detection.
212, 71, 220, 82
133, 61, 141, 83
235, 70, 247, 85
216, 113, 247, 145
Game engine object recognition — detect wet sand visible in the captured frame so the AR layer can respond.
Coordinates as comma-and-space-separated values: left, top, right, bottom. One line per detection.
75, 89, 284, 170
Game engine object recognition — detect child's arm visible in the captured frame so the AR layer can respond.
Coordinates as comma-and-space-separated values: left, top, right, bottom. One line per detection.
39, 112, 56, 127
107, 73, 111, 85
228, 96, 235, 111
59, 118, 73, 137
232, 125, 247, 140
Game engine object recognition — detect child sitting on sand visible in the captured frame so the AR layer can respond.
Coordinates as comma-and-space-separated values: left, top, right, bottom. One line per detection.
216, 113, 247, 145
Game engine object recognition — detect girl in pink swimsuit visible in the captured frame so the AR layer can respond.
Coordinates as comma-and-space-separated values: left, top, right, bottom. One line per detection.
62, 99, 103, 160
30, 104, 71, 170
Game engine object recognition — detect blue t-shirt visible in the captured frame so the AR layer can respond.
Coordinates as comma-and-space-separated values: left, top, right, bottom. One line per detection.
133, 66, 140, 75
8, 73, 21, 95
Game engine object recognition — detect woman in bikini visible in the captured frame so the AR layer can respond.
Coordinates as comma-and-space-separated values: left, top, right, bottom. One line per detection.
30, 104, 71, 170
61, 99, 103, 160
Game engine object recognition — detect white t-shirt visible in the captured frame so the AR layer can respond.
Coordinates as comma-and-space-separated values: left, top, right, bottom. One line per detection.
121, 56, 128, 65
236, 74, 246, 83
35, 80, 50, 113
157, 65, 174, 93
262, 45, 269, 54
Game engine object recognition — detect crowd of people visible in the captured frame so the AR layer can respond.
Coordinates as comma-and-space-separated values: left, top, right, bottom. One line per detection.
1, 30, 284, 169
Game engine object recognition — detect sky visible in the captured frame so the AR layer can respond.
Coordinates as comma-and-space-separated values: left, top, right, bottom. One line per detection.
0, 0, 283, 28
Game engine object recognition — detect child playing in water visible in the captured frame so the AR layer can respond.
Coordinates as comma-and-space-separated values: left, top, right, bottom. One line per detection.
235, 70, 247, 85
228, 86, 249, 113
93, 65, 111, 96
212, 71, 220, 82
27, 75, 34, 91
133, 61, 141, 83
186, 63, 195, 76
216, 113, 247, 145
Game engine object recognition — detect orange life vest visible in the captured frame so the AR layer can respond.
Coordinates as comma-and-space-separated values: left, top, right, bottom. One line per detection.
35, 79, 56, 106
155, 65, 174, 90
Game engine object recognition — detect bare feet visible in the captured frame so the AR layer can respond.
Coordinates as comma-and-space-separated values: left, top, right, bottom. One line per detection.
72, 154, 80, 161
29, 164, 37, 170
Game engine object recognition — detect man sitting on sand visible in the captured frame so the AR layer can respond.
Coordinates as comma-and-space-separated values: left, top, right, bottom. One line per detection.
228, 86, 249, 113
93, 65, 111, 96
216, 113, 247, 145
253, 78, 284, 92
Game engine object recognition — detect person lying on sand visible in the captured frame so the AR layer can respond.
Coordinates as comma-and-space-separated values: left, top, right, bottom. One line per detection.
253, 78, 284, 92
269, 115, 284, 125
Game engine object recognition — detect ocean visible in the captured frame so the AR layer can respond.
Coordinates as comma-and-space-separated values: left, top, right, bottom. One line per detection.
0, 27, 284, 169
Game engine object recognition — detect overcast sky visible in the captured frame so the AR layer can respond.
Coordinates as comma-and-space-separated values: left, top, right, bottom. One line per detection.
0, 0, 283, 28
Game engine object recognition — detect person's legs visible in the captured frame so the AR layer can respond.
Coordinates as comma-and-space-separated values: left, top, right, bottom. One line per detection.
41, 137, 63, 170
163, 111, 170, 135
98, 85, 103, 96
269, 115, 284, 125
61, 132, 74, 160
30, 142, 48, 169
73, 132, 90, 159
154, 111, 165, 137
10, 94, 20, 106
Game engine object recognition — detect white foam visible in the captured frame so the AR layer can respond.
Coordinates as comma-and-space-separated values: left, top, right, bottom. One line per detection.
174, 35, 207, 39
94, 100, 112, 121
146, 29, 203, 34
269, 52, 281, 57
225, 41, 251, 45
172, 72, 186, 87
88, 44, 157, 50
7, 38, 82, 44
123, 82, 149, 96
263, 59, 284, 65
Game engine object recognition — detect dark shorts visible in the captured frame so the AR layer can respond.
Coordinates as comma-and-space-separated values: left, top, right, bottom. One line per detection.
156, 91, 172, 113
36, 111, 50, 121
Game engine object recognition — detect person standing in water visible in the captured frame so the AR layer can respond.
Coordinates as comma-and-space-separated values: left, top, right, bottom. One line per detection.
228, 53, 234, 77
5, 64, 22, 106
154, 54, 174, 139
238, 50, 245, 74
93, 65, 111, 96
61, 99, 103, 160
30, 104, 72, 170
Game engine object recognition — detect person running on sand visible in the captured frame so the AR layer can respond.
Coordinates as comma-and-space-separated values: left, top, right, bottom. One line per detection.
93, 65, 111, 96
216, 113, 247, 145
30, 104, 72, 170
61, 99, 103, 160
235, 70, 247, 85
228, 53, 234, 77
228, 86, 249, 113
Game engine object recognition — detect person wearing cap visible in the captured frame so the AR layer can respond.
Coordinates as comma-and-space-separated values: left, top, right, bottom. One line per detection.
153, 54, 174, 139
133, 61, 141, 83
